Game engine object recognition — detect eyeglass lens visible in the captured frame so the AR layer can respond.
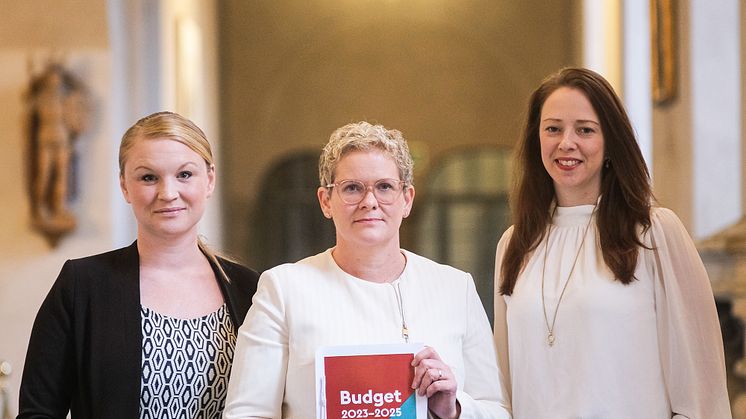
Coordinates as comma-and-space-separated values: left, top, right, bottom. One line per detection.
337, 179, 403, 204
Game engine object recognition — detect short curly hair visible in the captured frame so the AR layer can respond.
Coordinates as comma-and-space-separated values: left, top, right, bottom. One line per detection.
318, 121, 414, 187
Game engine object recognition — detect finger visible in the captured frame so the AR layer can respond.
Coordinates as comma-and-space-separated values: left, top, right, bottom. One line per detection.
426, 380, 456, 398
429, 368, 446, 395
411, 360, 434, 390
411, 355, 432, 388
411, 346, 442, 366
411, 346, 435, 366
416, 366, 445, 396
418, 368, 437, 396
429, 367, 442, 382
412, 360, 431, 389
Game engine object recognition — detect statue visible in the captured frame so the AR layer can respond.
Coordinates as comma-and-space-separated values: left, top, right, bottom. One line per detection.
25, 62, 90, 247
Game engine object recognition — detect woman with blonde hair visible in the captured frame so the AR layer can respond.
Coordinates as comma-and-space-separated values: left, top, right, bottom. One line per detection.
18, 111, 259, 419
225, 121, 510, 418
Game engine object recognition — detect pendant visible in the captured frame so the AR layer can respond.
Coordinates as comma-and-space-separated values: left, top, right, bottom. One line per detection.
547, 332, 555, 347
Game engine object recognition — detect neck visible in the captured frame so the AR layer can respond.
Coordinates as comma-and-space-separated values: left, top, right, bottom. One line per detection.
554, 189, 600, 207
136, 232, 204, 269
332, 243, 406, 283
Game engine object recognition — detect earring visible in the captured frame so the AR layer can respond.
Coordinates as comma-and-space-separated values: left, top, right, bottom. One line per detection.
604, 158, 610, 169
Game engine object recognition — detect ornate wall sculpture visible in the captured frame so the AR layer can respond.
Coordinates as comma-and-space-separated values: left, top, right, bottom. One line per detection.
25, 61, 90, 247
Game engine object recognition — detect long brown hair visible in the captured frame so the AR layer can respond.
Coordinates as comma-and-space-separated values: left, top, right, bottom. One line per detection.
499, 67, 652, 295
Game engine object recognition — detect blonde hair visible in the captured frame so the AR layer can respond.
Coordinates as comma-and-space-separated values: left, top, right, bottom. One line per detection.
119, 111, 233, 282
318, 121, 414, 187
119, 111, 213, 174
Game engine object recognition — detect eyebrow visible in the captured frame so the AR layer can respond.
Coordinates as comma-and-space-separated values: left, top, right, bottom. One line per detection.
541, 118, 600, 126
131, 161, 200, 172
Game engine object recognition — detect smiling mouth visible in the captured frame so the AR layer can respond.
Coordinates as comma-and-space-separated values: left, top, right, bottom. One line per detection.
556, 159, 582, 168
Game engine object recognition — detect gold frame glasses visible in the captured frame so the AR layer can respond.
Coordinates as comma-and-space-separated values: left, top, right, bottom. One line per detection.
326, 178, 407, 205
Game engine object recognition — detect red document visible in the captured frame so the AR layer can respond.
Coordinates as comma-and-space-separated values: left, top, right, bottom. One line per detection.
315, 343, 427, 419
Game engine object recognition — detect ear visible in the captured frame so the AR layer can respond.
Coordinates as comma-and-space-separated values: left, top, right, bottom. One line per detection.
119, 174, 132, 204
402, 184, 415, 218
317, 186, 333, 219
206, 165, 216, 198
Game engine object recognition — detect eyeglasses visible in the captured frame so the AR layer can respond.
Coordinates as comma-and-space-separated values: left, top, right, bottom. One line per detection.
326, 178, 407, 205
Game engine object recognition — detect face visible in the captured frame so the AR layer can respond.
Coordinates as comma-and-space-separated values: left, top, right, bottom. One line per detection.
539, 87, 605, 206
317, 149, 415, 251
120, 138, 215, 240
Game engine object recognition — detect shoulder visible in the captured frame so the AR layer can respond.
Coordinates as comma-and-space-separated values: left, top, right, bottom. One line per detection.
402, 250, 471, 279
218, 257, 260, 292
498, 225, 514, 246
250, 252, 333, 304
494, 225, 515, 261
650, 207, 690, 237
401, 251, 479, 303
47, 243, 139, 299
60, 243, 138, 280
217, 257, 260, 281
647, 207, 702, 255
260, 250, 332, 282
271, 251, 329, 272
66, 243, 137, 267
651, 206, 682, 226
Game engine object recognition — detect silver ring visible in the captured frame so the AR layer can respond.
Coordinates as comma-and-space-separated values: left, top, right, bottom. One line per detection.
437, 369, 443, 380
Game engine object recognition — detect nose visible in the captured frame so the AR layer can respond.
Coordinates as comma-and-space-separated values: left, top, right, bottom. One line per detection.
158, 179, 178, 201
558, 130, 578, 151
358, 186, 379, 208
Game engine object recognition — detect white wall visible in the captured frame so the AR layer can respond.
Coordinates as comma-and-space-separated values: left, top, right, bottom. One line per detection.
691, 0, 741, 238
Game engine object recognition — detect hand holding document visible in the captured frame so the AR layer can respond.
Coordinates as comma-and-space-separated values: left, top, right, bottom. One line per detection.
316, 343, 428, 419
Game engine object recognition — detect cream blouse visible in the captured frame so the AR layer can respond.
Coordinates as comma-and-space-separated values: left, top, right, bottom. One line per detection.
225, 249, 511, 419
494, 205, 731, 419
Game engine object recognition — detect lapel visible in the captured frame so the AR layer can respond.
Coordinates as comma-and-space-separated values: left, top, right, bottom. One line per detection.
113, 241, 142, 414
209, 257, 246, 332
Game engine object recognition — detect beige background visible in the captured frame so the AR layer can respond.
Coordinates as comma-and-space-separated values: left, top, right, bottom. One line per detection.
0, 0, 744, 415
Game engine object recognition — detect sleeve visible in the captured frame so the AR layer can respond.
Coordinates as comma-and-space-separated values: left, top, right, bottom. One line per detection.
17, 261, 77, 419
223, 269, 289, 419
455, 272, 512, 418
649, 208, 732, 419
492, 227, 513, 409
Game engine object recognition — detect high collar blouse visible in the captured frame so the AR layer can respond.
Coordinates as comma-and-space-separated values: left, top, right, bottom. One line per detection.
493, 205, 731, 419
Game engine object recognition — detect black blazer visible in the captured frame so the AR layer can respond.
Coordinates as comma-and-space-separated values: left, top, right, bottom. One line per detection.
17, 242, 259, 419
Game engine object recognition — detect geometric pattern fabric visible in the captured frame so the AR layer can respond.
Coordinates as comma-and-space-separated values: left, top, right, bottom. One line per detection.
139, 304, 236, 419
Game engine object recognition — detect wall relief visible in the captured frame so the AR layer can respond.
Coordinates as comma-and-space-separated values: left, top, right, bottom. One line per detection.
25, 61, 90, 247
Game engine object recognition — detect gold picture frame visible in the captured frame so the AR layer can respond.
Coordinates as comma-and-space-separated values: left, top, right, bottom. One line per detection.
650, 0, 677, 105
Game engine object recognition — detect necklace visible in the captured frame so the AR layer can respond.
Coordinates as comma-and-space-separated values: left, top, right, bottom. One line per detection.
541, 204, 597, 347
391, 282, 409, 343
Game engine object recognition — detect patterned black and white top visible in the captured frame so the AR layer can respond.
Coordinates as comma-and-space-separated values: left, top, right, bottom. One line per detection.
139, 304, 236, 419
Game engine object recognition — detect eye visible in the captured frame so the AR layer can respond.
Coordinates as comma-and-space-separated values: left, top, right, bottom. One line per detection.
375, 180, 396, 192
140, 174, 157, 182
544, 126, 560, 134
341, 181, 364, 193
577, 126, 596, 135
177, 171, 193, 180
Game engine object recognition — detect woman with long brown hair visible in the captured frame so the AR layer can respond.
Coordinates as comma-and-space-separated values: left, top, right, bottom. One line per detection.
494, 67, 731, 418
